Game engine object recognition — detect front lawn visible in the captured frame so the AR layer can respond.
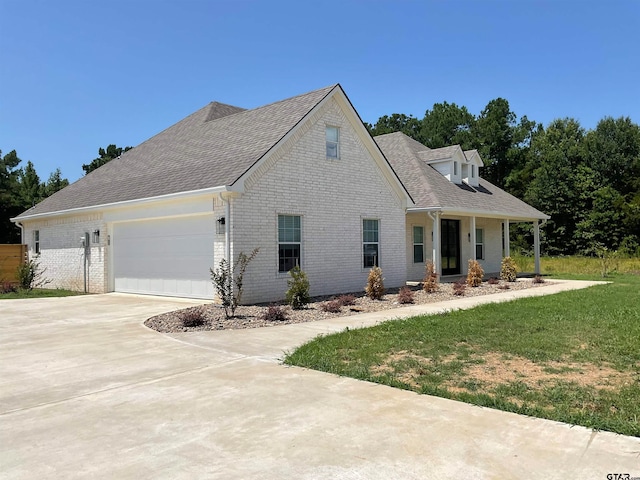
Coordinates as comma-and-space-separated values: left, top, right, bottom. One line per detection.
284, 274, 640, 437
0, 288, 83, 299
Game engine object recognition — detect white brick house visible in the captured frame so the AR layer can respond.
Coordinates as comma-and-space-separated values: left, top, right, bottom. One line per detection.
12, 85, 547, 302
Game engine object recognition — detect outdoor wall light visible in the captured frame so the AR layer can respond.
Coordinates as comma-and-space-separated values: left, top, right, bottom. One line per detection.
216, 216, 226, 234
93, 229, 100, 243
468, 233, 471, 242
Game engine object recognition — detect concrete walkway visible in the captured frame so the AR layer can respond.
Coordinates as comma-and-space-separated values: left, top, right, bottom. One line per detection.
1, 280, 638, 479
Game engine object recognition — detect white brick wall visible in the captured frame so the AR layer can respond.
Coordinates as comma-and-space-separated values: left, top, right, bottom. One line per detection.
232, 97, 407, 304
22, 215, 107, 293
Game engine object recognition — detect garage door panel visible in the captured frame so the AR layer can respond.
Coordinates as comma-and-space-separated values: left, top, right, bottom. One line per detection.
113, 216, 215, 299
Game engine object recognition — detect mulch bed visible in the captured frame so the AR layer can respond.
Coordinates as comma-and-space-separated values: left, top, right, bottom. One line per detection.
145, 278, 552, 333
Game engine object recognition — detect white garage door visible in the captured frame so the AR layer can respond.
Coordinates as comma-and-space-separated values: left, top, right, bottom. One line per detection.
113, 215, 215, 299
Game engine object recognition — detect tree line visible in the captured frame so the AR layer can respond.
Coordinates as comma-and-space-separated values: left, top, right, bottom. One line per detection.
0, 144, 131, 243
3, 104, 639, 257
366, 100, 640, 256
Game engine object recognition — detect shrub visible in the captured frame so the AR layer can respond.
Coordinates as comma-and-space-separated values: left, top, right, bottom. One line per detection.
337, 294, 356, 306
595, 244, 618, 278
210, 248, 259, 319
261, 304, 288, 322
320, 300, 342, 313
487, 277, 500, 285
365, 266, 385, 300
180, 307, 206, 328
397, 286, 415, 304
533, 274, 545, 284
452, 279, 467, 296
498, 284, 510, 290
16, 254, 51, 291
500, 256, 518, 282
423, 260, 439, 293
1, 281, 17, 294
285, 266, 310, 309
466, 259, 484, 287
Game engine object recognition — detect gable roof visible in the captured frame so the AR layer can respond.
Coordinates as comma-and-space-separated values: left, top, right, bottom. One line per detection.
15, 85, 338, 219
374, 132, 549, 220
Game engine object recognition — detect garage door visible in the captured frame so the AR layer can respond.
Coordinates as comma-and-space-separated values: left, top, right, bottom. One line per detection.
113, 215, 215, 299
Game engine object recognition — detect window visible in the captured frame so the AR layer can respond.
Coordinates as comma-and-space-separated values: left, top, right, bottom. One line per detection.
34, 230, 40, 254
413, 226, 424, 263
278, 215, 301, 272
471, 165, 476, 178
475, 228, 484, 260
363, 219, 379, 267
326, 126, 339, 159
453, 161, 458, 176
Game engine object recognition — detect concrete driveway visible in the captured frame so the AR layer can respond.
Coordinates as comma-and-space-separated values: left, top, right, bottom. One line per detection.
1, 287, 639, 479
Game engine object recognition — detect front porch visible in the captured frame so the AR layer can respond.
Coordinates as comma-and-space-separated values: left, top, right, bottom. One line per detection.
406, 210, 544, 281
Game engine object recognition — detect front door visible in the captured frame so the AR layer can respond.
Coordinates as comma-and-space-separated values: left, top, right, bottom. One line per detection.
441, 219, 461, 275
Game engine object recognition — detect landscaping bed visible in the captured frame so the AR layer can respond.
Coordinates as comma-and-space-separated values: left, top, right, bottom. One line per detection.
145, 278, 550, 333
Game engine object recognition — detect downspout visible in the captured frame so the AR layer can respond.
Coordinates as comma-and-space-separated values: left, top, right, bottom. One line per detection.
218, 193, 232, 295
15, 222, 24, 244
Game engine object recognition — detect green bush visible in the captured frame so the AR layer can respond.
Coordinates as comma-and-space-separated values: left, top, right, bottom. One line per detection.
210, 248, 259, 319
285, 266, 310, 309
16, 255, 51, 291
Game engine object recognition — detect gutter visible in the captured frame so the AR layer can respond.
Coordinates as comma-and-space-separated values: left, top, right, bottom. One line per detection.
15, 221, 24, 244
11, 184, 242, 223
407, 206, 549, 222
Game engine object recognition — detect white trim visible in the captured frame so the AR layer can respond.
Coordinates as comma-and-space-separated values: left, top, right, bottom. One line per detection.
408, 206, 549, 222
12, 185, 240, 222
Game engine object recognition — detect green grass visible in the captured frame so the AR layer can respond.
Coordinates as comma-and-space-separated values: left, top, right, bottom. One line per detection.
284, 273, 640, 437
0, 288, 83, 299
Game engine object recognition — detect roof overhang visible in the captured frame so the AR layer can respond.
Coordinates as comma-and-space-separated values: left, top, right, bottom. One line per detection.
408, 206, 550, 222
11, 184, 242, 222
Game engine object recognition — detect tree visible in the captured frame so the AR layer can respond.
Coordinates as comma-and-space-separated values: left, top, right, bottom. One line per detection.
524, 118, 586, 255
0, 150, 23, 243
17, 160, 43, 208
419, 101, 476, 149
82, 144, 133, 175
367, 113, 423, 142
43, 168, 69, 197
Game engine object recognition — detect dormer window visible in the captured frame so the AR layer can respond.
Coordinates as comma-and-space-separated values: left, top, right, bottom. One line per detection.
471, 165, 476, 178
453, 161, 458, 176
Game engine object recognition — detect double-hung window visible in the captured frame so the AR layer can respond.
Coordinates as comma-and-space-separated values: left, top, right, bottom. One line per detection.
34, 230, 40, 254
413, 226, 424, 263
363, 219, 379, 268
278, 215, 301, 272
326, 126, 339, 159
475, 228, 484, 260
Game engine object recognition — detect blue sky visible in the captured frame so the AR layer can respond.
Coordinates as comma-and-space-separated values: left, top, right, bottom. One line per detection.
2, 0, 639, 183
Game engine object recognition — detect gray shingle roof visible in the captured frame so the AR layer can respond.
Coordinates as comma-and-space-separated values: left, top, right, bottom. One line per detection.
375, 132, 548, 220
16, 85, 337, 218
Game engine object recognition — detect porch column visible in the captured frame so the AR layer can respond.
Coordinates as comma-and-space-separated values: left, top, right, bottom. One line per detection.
431, 212, 441, 275
470, 216, 476, 261
503, 219, 510, 257
534, 220, 541, 274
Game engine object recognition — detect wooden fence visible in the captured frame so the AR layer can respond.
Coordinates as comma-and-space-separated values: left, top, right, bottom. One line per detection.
0, 244, 28, 284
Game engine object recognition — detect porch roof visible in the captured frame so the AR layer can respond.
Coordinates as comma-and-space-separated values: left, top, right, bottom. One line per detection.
374, 132, 549, 221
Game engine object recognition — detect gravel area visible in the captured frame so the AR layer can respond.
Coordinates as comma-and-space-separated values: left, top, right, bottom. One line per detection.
145, 278, 552, 333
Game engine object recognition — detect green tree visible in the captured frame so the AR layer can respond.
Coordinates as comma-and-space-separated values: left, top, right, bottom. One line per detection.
17, 160, 43, 208
525, 118, 586, 255
0, 150, 23, 243
419, 101, 475, 149
82, 144, 133, 175
367, 113, 423, 142
43, 168, 69, 197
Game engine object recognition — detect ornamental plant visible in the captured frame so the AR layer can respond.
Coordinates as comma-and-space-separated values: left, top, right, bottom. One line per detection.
423, 260, 439, 293
500, 256, 518, 282
285, 265, 310, 309
210, 248, 259, 319
466, 259, 484, 287
365, 266, 385, 300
